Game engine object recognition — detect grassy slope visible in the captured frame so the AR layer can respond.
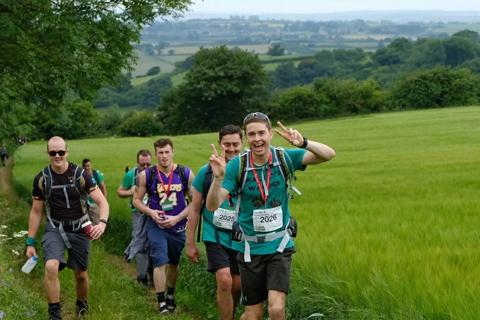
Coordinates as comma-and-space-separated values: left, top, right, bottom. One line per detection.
8, 106, 480, 319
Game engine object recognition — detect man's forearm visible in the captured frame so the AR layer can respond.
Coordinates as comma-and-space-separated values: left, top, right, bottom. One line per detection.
206, 177, 224, 211
302, 140, 336, 164
186, 208, 200, 245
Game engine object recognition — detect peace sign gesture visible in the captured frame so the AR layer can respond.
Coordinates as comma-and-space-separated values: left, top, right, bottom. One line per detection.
274, 121, 305, 147
209, 144, 226, 179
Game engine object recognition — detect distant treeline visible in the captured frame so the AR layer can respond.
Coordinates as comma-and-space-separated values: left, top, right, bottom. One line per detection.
141, 17, 456, 45
89, 30, 480, 138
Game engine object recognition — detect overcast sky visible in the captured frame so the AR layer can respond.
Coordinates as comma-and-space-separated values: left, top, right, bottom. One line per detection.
190, 0, 480, 14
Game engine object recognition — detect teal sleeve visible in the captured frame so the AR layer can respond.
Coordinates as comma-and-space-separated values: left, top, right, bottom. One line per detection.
96, 170, 105, 184
223, 157, 240, 194
192, 164, 208, 193
121, 170, 133, 189
286, 148, 307, 171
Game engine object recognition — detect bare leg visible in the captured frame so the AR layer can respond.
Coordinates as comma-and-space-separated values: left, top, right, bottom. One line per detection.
44, 259, 61, 303
74, 270, 89, 301
268, 290, 287, 320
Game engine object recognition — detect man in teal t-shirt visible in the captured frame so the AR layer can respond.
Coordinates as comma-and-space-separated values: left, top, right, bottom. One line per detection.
186, 124, 243, 320
207, 112, 336, 320
82, 158, 107, 225
117, 149, 152, 285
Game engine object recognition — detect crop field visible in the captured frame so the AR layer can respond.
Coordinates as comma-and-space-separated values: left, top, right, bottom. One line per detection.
10, 106, 480, 319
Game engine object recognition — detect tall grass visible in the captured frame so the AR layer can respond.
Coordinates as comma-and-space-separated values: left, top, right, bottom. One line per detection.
10, 106, 480, 319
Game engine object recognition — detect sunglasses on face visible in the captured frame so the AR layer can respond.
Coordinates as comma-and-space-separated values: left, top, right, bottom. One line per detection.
243, 112, 270, 125
48, 150, 66, 157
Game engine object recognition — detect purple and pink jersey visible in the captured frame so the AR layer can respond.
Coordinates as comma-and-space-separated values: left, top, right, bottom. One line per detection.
145, 165, 190, 233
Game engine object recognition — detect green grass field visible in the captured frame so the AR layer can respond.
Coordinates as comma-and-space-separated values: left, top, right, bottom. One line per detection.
8, 106, 480, 319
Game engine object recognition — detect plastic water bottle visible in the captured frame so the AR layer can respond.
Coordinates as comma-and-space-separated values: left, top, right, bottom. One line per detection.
21, 256, 38, 274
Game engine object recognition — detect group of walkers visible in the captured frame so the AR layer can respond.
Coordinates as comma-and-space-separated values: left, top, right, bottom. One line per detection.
24, 112, 335, 320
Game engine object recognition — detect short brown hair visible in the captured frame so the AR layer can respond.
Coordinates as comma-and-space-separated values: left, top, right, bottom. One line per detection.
242, 112, 271, 130
219, 124, 243, 141
136, 149, 151, 161
154, 138, 173, 150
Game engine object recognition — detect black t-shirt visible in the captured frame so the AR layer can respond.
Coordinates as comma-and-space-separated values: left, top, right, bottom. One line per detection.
32, 163, 97, 221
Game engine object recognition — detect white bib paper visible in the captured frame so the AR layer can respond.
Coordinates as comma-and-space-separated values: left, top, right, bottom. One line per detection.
252, 206, 283, 232
213, 208, 237, 230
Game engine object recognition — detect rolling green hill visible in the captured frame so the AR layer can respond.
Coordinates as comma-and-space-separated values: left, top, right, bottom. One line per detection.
7, 106, 480, 319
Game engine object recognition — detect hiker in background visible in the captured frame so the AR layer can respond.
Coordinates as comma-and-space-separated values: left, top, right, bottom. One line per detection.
133, 138, 194, 315
25, 136, 109, 320
186, 124, 243, 320
118, 149, 153, 286
82, 159, 107, 225
0, 144, 8, 166
207, 113, 335, 320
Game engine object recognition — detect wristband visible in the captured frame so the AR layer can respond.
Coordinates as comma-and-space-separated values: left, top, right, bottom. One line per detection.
300, 137, 308, 149
26, 236, 37, 247
99, 219, 108, 225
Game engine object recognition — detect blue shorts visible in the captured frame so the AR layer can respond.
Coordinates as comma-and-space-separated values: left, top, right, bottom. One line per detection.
146, 218, 185, 267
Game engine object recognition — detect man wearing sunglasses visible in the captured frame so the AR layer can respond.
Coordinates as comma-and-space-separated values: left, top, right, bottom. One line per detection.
118, 149, 153, 286
25, 136, 109, 320
207, 113, 335, 320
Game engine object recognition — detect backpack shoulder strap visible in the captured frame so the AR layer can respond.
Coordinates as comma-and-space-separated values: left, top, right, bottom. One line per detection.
41, 166, 52, 199
133, 167, 139, 186
72, 164, 87, 196
202, 164, 213, 200
175, 164, 189, 196
197, 164, 213, 243
274, 147, 292, 183
237, 151, 250, 193
145, 165, 156, 195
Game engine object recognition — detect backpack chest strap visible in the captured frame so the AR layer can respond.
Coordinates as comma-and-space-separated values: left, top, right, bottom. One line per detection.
241, 218, 291, 263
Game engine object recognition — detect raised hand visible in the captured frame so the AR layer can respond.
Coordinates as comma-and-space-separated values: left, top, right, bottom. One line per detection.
274, 121, 304, 147
209, 144, 226, 179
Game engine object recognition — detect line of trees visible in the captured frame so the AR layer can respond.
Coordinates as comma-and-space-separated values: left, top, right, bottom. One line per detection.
0, 0, 192, 143
3, 5, 480, 142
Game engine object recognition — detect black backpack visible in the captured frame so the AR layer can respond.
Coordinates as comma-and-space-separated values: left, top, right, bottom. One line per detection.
145, 164, 189, 198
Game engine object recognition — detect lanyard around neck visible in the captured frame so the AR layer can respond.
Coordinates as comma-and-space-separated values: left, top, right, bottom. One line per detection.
250, 151, 272, 204
156, 165, 174, 196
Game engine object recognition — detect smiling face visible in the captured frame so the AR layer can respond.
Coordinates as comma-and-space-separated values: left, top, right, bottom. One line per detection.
82, 161, 92, 175
245, 122, 273, 162
47, 137, 68, 171
137, 154, 152, 172
155, 144, 174, 170
219, 133, 243, 161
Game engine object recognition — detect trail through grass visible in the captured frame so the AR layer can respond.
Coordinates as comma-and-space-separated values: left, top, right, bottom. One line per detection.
7, 106, 480, 319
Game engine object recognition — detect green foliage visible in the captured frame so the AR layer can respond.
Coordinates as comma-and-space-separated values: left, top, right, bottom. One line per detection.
267, 42, 285, 56
32, 99, 99, 140
0, 0, 192, 142
314, 78, 387, 115
270, 61, 300, 88
146, 66, 161, 76
391, 67, 480, 108
94, 75, 172, 109
444, 36, 480, 67
162, 46, 268, 134
268, 86, 326, 122
117, 111, 163, 137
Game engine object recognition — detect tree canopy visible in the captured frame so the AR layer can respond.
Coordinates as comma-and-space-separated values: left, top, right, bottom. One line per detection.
0, 0, 192, 141
161, 46, 268, 134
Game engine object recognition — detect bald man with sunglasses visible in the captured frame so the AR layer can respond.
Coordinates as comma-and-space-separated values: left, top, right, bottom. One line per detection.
26, 136, 109, 320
